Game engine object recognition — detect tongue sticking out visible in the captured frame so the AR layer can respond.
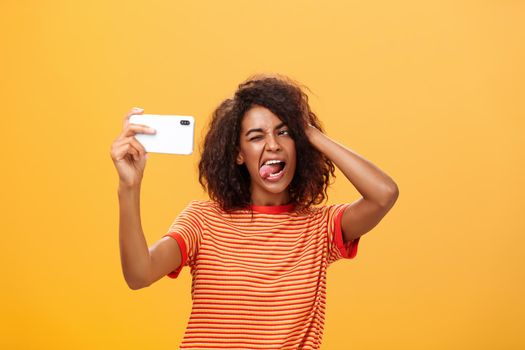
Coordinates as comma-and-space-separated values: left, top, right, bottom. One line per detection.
259, 164, 281, 179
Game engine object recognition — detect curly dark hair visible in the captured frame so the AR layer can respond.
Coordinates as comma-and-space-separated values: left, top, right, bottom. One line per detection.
198, 73, 335, 212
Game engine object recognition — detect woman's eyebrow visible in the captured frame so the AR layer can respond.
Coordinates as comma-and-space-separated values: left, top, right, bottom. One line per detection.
245, 123, 287, 136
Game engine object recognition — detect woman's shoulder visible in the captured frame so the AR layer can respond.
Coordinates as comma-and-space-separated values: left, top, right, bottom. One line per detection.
297, 203, 349, 218
186, 199, 221, 211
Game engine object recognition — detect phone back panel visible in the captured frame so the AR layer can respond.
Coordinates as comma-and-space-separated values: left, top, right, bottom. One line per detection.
129, 114, 195, 155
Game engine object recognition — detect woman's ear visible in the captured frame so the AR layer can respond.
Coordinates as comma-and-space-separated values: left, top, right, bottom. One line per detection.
236, 152, 244, 165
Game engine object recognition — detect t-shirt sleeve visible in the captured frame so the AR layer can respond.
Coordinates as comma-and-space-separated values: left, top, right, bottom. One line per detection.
162, 200, 204, 279
326, 203, 361, 266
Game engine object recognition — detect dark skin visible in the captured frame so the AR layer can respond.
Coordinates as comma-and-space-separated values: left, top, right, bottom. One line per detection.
237, 105, 399, 243
112, 105, 399, 290
236, 105, 297, 206
305, 119, 399, 243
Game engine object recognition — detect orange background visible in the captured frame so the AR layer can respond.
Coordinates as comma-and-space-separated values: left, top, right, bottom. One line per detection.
2, 1, 524, 349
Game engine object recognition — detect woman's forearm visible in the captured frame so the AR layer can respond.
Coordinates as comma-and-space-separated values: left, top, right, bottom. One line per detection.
118, 184, 152, 289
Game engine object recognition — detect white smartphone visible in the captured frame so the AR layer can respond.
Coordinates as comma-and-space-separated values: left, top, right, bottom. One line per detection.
129, 114, 195, 155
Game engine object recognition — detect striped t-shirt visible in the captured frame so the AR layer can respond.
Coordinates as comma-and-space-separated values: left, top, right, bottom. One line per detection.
163, 200, 360, 350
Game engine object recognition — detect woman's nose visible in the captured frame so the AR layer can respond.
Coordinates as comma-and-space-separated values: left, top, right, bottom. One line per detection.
265, 135, 281, 151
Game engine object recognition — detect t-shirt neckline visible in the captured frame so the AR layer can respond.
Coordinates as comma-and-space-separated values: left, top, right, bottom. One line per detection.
249, 203, 296, 213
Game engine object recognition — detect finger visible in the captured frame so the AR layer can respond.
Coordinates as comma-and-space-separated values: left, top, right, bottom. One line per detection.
111, 143, 133, 162
112, 136, 133, 150
112, 141, 140, 162
130, 147, 140, 161
126, 143, 140, 161
112, 136, 140, 147
122, 124, 156, 138
128, 137, 146, 156
123, 107, 144, 129
112, 135, 147, 156
117, 124, 155, 140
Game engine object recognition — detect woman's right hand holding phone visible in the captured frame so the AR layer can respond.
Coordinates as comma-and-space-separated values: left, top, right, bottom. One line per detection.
110, 107, 156, 188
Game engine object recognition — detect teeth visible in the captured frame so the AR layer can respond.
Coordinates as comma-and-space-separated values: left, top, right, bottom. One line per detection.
268, 169, 284, 178
264, 159, 283, 165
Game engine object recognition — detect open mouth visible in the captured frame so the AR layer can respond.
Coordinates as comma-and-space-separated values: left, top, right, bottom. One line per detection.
259, 159, 286, 180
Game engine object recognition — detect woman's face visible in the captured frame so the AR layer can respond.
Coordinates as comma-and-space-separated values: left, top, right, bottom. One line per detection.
236, 105, 297, 206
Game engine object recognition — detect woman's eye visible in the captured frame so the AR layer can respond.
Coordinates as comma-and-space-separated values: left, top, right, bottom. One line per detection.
249, 135, 263, 141
279, 130, 290, 136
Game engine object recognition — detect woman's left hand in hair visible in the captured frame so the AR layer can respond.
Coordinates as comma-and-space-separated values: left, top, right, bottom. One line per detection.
305, 123, 322, 146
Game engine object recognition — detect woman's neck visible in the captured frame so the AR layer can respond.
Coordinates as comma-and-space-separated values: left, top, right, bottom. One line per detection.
250, 190, 291, 206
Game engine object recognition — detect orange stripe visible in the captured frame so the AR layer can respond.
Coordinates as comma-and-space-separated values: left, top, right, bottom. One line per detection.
162, 200, 359, 349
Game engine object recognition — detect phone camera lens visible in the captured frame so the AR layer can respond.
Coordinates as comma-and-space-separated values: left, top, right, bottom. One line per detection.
180, 120, 190, 126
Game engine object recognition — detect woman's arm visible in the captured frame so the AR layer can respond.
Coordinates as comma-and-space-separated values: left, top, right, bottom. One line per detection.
118, 184, 152, 289
111, 108, 181, 289
118, 184, 183, 289
306, 126, 399, 242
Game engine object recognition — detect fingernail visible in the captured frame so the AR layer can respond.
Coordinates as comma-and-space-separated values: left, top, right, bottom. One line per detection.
133, 107, 144, 112
149, 127, 156, 133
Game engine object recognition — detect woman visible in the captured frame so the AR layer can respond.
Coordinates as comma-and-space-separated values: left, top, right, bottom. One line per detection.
110, 74, 399, 349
